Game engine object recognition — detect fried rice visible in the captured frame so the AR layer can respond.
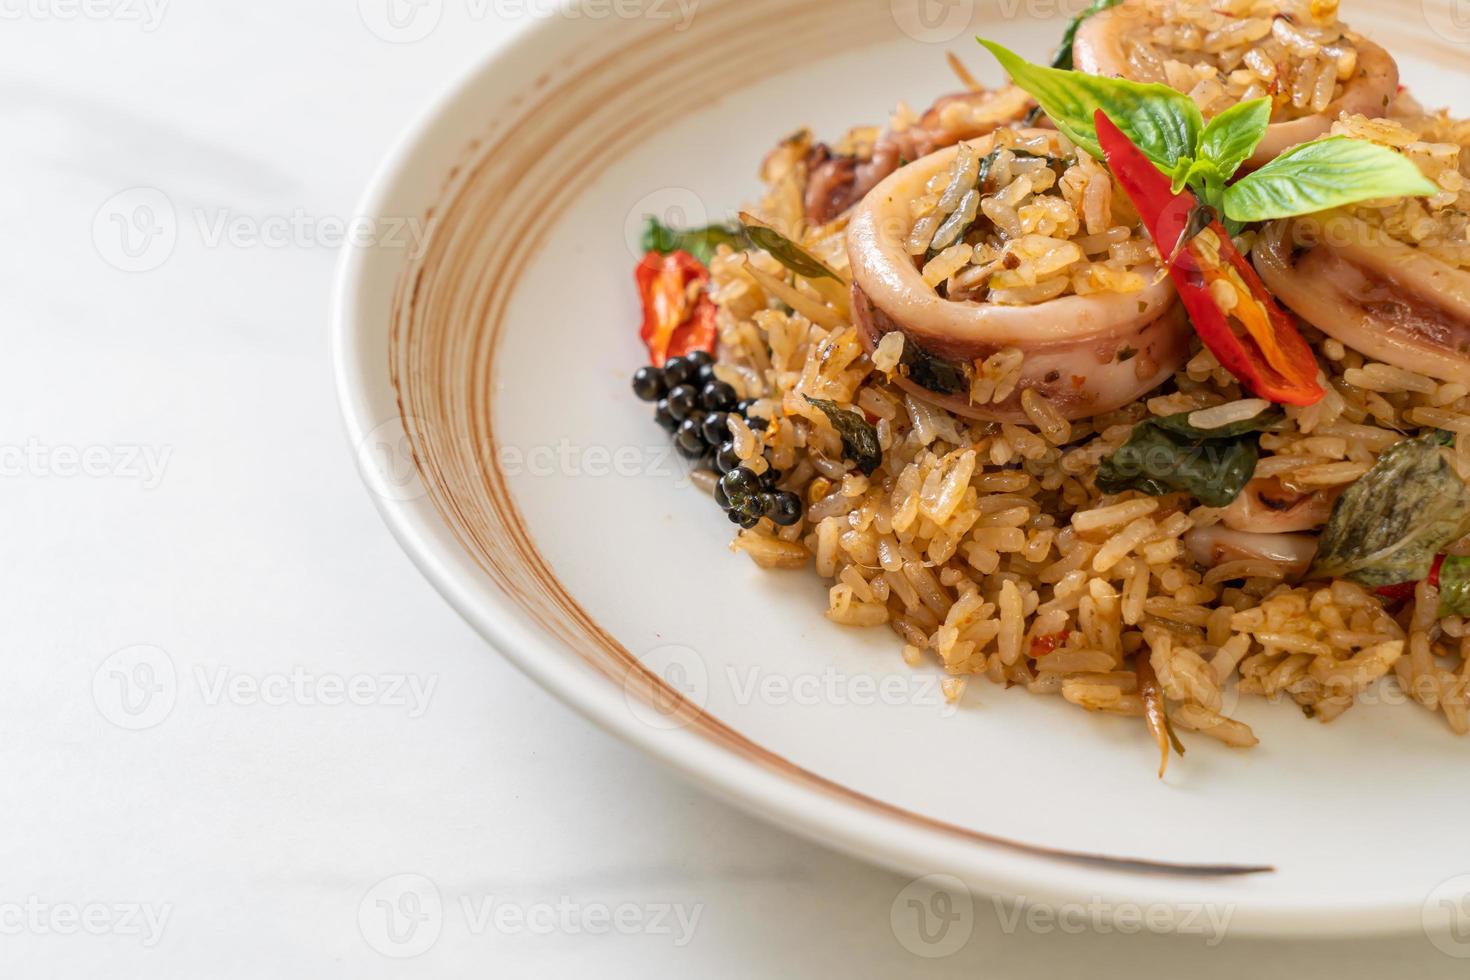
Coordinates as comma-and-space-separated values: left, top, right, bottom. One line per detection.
1105, 0, 1361, 120
905, 129, 1156, 305
695, 124, 1470, 751
626, 3, 1470, 764
1330, 108, 1470, 269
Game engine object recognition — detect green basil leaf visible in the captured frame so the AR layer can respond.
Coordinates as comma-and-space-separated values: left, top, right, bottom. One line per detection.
641, 216, 744, 266
1195, 98, 1271, 182
897, 333, 971, 395
1171, 157, 1202, 195
1439, 555, 1470, 617
739, 212, 840, 281
1223, 136, 1441, 222
806, 397, 883, 476
1095, 408, 1282, 507
1048, 0, 1125, 70
1171, 159, 1234, 214
978, 39, 1203, 168
1311, 432, 1470, 588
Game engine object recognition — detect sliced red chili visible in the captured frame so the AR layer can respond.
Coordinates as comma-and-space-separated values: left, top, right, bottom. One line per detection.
636, 250, 718, 367
1093, 110, 1324, 407
1030, 632, 1066, 658
1374, 553, 1446, 603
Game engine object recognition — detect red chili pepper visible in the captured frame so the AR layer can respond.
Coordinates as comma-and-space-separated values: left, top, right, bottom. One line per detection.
1093, 110, 1323, 406
1030, 632, 1066, 658
1374, 554, 1446, 603
636, 250, 718, 367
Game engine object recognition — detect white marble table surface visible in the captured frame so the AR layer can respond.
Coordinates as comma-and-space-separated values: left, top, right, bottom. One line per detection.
1, 2, 1462, 975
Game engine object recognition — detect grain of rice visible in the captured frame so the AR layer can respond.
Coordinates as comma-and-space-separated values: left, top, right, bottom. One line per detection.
1093, 517, 1156, 572
732, 531, 810, 569
1285, 460, 1371, 487
1022, 388, 1073, 445
1188, 399, 1271, 430
1173, 704, 1259, 747
922, 243, 973, 287
1408, 406, 1470, 433
1073, 497, 1160, 533
871, 331, 905, 373
998, 580, 1024, 665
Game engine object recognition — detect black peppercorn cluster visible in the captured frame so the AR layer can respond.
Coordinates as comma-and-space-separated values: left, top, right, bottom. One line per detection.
632, 351, 804, 530
632, 351, 742, 460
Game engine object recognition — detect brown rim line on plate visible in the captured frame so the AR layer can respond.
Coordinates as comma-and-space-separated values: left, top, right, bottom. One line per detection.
382, 0, 1272, 878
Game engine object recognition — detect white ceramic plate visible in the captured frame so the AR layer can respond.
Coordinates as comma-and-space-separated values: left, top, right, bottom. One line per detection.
333, 0, 1470, 937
